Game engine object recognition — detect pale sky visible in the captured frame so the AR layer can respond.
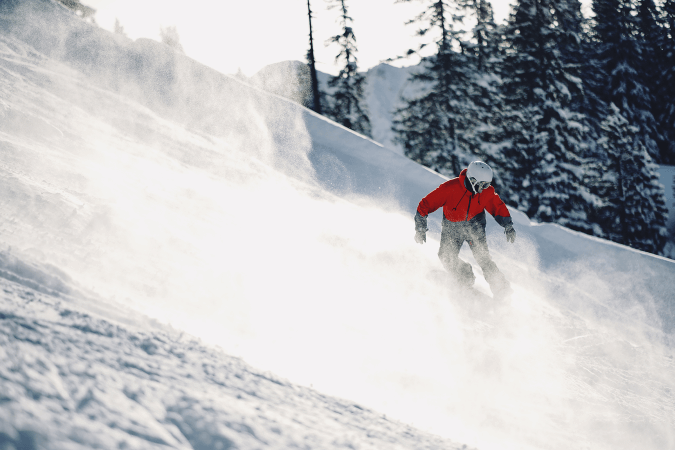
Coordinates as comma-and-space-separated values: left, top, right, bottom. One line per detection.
82, 1, 590, 77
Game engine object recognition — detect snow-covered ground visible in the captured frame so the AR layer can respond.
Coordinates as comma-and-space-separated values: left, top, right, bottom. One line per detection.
317, 61, 422, 156
0, 0, 674, 449
0, 256, 465, 449
248, 58, 422, 156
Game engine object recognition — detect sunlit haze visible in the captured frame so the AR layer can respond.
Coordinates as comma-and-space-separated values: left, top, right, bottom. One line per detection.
83, 0, 522, 77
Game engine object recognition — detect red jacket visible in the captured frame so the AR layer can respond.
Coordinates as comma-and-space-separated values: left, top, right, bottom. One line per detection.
417, 169, 511, 224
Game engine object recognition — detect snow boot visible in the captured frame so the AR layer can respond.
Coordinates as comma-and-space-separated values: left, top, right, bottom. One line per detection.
486, 272, 512, 301
451, 260, 476, 289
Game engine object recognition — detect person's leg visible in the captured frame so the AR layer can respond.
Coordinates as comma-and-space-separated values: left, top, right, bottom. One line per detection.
438, 218, 475, 287
468, 224, 511, 299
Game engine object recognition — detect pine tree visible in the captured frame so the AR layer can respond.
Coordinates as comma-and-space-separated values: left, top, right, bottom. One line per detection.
498, 0, 594, 231
114, 18, 126, 37
591, 0, 660, 162
455, 0, 502, 73
306, 0, 322, 114
494, 0, 544, 206
455, 0, 509, 192
160, 25, 184, 53
576, 2, 608, 137
392, 0, 473, 176
637, 0, 674, 165
554, 0, 587, 112
596, 103, 669, 254
324, 0, 371, 137
655, 0, 676, 165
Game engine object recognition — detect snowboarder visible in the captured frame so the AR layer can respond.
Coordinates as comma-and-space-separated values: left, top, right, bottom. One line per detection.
414, 161, 516, 300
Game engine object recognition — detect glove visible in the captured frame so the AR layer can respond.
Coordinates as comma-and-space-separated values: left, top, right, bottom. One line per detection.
505, 224, 516, 243
414, 211, 428, 244
415, 230, 426, 244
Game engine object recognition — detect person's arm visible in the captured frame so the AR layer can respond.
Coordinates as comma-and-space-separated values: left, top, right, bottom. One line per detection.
485, 191, 516, 243
414, 181, 452, 244
417, 181, 452, 217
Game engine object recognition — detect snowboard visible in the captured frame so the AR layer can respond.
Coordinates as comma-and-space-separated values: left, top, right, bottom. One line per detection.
426, 268, 511, 325
426, 268, 490, 302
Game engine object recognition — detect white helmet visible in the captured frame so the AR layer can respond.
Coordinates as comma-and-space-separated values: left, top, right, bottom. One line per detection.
466, 161, 493, 193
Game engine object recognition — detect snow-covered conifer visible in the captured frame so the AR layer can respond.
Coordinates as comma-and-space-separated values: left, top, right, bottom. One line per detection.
456, 0, 502, 73
655, 0, 675, 165
554, 0, 587, 112
323, 0, 371, 137
497, 0, 593, 230
591, 0, 661, 163
636, 0, 675, 165
455, 0, 510, 192
596, 103, 669, 255
160, 25, 184, 53
392, 0, 474, 176
114, 18, 126, 37
306, 0, 323, 114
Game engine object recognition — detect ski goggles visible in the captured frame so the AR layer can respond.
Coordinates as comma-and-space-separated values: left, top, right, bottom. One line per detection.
469, 177, 491, 192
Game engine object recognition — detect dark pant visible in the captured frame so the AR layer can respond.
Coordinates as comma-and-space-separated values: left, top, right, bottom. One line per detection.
438, 217, 509, 294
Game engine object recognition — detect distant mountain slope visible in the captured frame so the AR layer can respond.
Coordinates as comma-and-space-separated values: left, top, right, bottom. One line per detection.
359, 63, 422, 155
251, 60, 421, 155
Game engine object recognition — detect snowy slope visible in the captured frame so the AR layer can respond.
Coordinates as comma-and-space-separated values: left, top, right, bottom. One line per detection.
258, 61, 676, 258
0, 16, 466, 448
0, 0, 674, 449
252, 59, 420, 156
359, 62, 423, 155
0, 258, 463, 449
316, 62, 422, 155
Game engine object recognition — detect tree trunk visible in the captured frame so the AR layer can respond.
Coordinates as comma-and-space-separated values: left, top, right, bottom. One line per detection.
307, 0, 322, 114
616, 152, 628, 244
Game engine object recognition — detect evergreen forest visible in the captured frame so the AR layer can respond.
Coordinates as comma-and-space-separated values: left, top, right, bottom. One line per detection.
307, 0, 674, 257
59, 0, 674, 257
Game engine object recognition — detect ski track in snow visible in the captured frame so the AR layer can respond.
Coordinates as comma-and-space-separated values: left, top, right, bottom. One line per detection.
0, 263, 467, 450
